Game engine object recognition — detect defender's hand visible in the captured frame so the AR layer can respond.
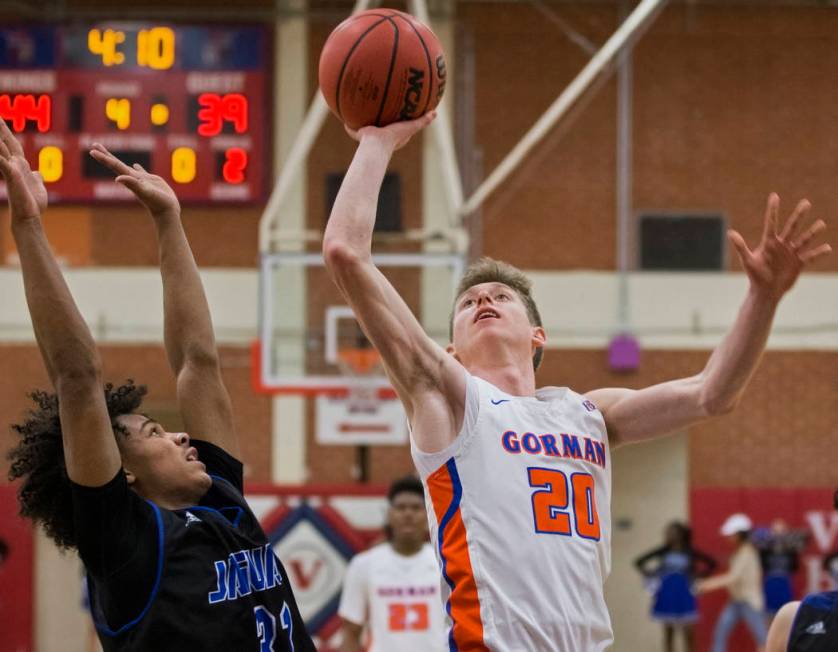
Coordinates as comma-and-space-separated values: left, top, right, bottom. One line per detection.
89, 143, 180, 218
728, 193, 831, 301
0, 118, 47, 224
345, 111, 436, 152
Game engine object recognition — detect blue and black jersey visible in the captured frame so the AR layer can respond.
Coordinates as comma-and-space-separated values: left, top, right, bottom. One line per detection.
788, 591, 838, 651
72, 440, 314, 651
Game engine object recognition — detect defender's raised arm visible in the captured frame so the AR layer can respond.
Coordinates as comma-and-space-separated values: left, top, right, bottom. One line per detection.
89, 144, 238, 457
0, 119, 119, 487
322, 114, 466, 453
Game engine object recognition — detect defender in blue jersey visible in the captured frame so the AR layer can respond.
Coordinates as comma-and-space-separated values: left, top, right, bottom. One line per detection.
1, 120, 314, 651
766, 495, 838, 652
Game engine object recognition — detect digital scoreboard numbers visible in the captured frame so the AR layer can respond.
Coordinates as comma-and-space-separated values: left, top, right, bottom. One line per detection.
0, 24, 269, 203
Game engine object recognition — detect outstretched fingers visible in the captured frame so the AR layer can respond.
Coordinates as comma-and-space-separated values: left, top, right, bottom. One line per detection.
115, 174, 144, 194
89, 143, 137, 177
762, 193, 780, 242
793, 219, 826, 251
727, 229, 751, 266
794, 216, 831, 264
0, 118, 24, 157
779, 198, 810, 242
800, 243, 832, 264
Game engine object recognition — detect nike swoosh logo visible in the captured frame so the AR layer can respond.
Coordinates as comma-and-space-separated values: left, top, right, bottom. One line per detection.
491, 399, 510, 405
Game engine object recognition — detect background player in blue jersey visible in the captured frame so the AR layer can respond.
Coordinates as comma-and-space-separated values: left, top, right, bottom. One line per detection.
755, 519, 806, 621
1, 119, 314, 651
635, 521, 717, 652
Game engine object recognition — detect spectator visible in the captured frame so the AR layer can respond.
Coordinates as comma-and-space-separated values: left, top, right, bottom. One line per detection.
697, 513, 767, 652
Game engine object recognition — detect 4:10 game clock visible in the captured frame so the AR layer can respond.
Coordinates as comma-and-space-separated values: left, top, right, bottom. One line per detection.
0, 23, 270, 203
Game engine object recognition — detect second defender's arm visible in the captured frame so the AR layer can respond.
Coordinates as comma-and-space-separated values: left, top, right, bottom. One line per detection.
323, 115, 466, 453
590, 194, 830, 446
89, 145, 237, 456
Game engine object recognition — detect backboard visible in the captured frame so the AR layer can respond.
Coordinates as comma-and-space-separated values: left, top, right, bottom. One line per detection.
257, 251, 464, 396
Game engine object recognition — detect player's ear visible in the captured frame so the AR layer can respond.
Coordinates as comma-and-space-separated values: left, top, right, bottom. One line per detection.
531, 326, 546, 349
123, 468, 137, 486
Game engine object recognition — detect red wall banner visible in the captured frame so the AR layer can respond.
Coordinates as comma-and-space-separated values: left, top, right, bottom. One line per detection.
0, 484, 33, 652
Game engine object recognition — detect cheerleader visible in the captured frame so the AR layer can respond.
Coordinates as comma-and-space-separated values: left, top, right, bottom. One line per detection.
636, 521, 717, 652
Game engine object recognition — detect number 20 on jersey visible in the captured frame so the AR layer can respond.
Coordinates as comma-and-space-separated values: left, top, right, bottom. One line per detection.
528, 468, 601, 540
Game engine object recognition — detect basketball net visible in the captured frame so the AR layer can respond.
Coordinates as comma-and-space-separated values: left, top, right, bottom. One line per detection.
336, 348, 384, 414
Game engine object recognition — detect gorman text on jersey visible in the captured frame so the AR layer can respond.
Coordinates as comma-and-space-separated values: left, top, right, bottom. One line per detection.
500, 430, 607, 468
208, 543, 284, 604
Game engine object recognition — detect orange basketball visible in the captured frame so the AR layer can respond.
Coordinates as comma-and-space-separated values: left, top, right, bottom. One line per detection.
318, 9, 446, 130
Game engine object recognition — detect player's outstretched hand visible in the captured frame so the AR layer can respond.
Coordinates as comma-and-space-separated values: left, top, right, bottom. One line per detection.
728, 193, 832, 301
0, 118, 47, 224
89, 143, 180, 218
345, 111, 436, 152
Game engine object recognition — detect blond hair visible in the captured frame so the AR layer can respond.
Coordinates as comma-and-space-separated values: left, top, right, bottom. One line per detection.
449, 257, 544, 370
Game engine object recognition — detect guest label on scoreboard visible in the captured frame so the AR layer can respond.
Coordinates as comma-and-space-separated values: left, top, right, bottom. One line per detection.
0, 24, 269, 203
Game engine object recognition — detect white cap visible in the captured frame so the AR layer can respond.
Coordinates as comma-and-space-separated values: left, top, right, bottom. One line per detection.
720, 513, 752, 536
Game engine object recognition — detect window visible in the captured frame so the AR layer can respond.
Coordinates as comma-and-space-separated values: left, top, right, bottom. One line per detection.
639, 214, 724, 270
325, 172, 402, 232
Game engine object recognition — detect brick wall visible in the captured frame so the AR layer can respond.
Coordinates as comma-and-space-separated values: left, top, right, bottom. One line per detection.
542, 348, 838, 488
460, 3, 838, 272
0, 344, 272, 482
1, 4, 835, 274
3, 345, 832, 488
2, 3, 837, 492
299, 346, 838, 486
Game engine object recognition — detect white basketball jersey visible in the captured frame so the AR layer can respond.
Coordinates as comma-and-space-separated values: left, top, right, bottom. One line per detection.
338, 543, 447, 652
411, 373, 613, 651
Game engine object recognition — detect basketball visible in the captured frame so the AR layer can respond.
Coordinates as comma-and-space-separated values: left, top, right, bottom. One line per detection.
318, 9, 447, 130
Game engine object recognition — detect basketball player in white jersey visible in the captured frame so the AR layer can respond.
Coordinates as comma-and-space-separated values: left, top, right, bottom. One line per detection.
339, 476, 446, 652
322, 112, 831, 651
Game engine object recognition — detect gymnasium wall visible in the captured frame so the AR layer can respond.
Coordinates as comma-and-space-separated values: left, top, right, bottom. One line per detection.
462, 2, 838, 273
0, 344, 273, 481
1, 2, 837, 650
0, 0, 834, 531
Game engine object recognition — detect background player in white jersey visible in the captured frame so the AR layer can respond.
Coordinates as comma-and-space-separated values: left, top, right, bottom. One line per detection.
339, 476, 446, 652
322, 114, 831, 651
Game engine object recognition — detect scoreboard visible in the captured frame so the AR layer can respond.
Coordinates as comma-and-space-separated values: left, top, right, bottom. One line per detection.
0, 24, 270, 203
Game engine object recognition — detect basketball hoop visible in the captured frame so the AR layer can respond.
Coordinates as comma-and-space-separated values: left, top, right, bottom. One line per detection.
336, 347, 384, 415
311, 346, 407, 446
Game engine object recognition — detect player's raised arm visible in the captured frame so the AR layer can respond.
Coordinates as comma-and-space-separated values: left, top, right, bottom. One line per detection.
589, 194, 832, 446
0, 119, 119, 487
89, 144, 238, 456
322, 113, 466, 452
